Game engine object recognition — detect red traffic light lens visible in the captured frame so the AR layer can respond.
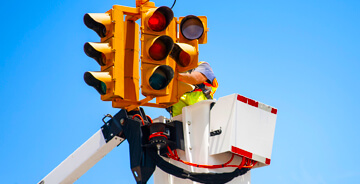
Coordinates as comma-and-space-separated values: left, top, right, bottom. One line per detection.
178, 51, 190, 67
148, 35, 174, 61
148, 11, 166, 32
149, 40, 166, 61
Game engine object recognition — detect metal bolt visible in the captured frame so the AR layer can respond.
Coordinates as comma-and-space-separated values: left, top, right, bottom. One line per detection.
189, 147, 192, 150
110, 133, 113, 137
187, 121, 191, 125
120, 118, 125, 125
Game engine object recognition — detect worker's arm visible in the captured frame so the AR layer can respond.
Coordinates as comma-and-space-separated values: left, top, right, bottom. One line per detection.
178, 71, 207, 85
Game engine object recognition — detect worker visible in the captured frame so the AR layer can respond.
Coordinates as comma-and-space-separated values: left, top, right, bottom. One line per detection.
169, 61, 218, 117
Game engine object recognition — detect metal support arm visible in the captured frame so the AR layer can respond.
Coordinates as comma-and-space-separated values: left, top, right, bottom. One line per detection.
38, 115, 125, 184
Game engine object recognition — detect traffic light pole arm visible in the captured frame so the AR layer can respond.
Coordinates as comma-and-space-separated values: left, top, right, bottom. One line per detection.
124, 96, 177, 111
124, 96, 154, 111
136, 0, 152, 7
113, 5, 141, 21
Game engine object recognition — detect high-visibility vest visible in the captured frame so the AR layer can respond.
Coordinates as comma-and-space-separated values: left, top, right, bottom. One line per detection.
172, 77, 218, 117
192, 78, 218, 99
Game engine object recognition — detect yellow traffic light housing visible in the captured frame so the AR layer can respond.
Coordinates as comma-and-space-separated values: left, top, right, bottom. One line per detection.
170, 42, 199, 72
142, 6, 174, 34
144, 35, 174, 61
157, 15, 208, 106
140, 5, 176, 98
84, 6, 140, 106
82, 2, 209, 111
142, 64, 174, 96
84, 13, 112, 39
84, 71, 112, 95
84, 42, 112, 66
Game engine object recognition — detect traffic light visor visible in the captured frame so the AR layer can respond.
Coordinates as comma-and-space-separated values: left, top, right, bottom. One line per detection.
148, 35, 174, 61
148, 65, 174, 90
147, 6, 174, 32
84, 71, 111, 95
84, 42, 111, 66
84, 13, 111, 38
180, 15, 204, 40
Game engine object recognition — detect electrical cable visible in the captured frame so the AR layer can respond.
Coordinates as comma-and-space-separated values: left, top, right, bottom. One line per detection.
147, 148, 250, 184
166, 146, 257, 169
171, 0, 176, 9
146, 115, 153, 123
149, 132, 168, 140
132, 114, 145, 125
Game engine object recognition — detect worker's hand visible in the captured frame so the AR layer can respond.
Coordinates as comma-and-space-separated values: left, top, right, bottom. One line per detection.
178, 71, 207, 85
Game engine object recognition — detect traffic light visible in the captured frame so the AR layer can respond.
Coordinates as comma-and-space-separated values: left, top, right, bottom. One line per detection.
140, 6, 176, 97
83, 6, 140, 107
82, 2, 210, 110
84, 71, 112, 95
157, 15, 209, 105
170, 42, 198, 72
170, 15, 208, 73
83, 12, 115, 101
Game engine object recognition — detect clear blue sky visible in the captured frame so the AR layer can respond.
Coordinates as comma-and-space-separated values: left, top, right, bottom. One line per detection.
0, 0, 359, 183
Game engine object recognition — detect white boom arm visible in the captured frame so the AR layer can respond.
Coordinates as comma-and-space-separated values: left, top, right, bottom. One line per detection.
39, 123, 125, 184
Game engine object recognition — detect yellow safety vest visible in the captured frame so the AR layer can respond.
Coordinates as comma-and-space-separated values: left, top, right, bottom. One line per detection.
172, 78, 218, 117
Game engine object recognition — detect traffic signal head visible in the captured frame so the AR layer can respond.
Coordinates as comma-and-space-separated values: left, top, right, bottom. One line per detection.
142, 64, 174, 96
84, 71, 112, 96
83, 13, 112, 38
144, 6, 174, 33
84, 42, 112, 66
141, 8, 176, 98
146, 35, 174, 61
179, 15, 208, 44
148, 65, 174, 90
170, 42, 198, 72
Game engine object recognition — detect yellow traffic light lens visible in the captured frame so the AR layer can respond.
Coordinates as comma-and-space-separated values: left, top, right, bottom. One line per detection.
148, 11, 166, 32
149, 65, 174, 90
148, 35, 174, 61
180, 15, 204, 40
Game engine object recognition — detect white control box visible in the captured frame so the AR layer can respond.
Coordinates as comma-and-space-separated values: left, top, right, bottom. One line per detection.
209, 94, 277, 167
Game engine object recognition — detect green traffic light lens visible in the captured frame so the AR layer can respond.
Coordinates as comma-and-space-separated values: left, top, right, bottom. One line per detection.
149, 71, 167, 90
100, 81, 107, 94
84, 72, 107, 95
149, 65, 174, 90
